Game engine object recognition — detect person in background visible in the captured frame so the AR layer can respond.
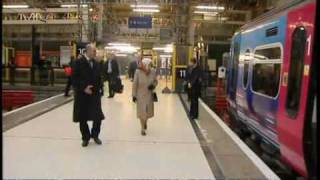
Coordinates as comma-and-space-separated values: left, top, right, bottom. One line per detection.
39, 55, 48, 85
48, 59, 54, 86
185, 60, 194, 101
128, 55, 139, 81
8, 57, 16, 85
132, 58, 158, 136
187, 58, 202, 120
105, 53, 120, 98
95, 54, 105, 96
64, 56, 75, 97
72, 44, 105, 147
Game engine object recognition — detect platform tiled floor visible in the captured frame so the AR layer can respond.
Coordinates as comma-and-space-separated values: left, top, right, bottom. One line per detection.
3, 79, 215, 179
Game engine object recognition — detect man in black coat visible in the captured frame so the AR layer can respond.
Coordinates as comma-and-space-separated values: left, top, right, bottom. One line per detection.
187, 58, 202, 120
105, 53, 120, 98
128, 59, 138, 81
72, 44, 105, 147
185, 61, 194, 101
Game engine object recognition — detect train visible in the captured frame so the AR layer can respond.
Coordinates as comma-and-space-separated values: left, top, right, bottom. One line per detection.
225, 0, 317, 178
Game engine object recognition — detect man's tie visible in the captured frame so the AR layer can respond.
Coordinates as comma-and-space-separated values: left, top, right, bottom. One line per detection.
89, 59, 94, 68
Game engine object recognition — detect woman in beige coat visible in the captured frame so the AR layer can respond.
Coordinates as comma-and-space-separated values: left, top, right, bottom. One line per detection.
132, 58, 158, 136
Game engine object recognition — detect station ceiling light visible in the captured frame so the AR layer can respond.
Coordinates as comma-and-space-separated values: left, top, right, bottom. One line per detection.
133, 9, 160, 13
105, 43, 140, 53
194, 11, 219, 16
194, 11, 218, 14
61, 4, 88, 8
108, 43, 131, 46
160, 54, 172, 58
131, 4, 159, 13
3, 5, 29, 8
196, 5, 225, 10
130, 4, 159, 8
115, 53, 128, 57
153, 44, 173, 53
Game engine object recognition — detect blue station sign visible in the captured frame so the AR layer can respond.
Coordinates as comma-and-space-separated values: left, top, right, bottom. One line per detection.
128, 16, 152, 29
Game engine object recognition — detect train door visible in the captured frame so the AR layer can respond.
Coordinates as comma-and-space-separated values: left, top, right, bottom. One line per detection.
277, 2, 316, 178
227, 33, 241, 108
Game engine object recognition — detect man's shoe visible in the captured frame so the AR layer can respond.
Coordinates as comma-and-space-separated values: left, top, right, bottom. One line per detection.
108, 95, 114, 98
93, 138, 102, 145
82, 140, 89, 147
141, 130, 146, 136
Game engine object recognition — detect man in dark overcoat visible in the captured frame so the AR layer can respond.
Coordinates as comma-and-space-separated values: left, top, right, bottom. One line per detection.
105, 53, 120, 98
72, 44, 105, 147
188, 58, 202, 120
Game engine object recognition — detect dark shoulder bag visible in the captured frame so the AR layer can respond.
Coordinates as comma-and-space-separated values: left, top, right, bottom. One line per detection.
153, 92, 158, 102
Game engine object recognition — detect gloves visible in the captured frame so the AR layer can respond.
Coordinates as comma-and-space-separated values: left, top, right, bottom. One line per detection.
148, 84, 155, 90
133, 96, 137, 103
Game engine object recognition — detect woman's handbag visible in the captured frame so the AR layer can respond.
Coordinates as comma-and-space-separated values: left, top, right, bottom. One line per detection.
64, 67, 72, 76
153, 92, 158, 102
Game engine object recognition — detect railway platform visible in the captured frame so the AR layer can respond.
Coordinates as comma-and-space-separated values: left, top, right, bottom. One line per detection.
3, 79, 279, 179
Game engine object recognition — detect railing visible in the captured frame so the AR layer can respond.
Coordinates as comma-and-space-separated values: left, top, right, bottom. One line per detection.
2, 66, 68, 85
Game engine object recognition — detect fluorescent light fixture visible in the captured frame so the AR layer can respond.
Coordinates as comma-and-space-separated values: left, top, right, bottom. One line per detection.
105, 45, 140, 53
108, 43, 131, 46
133, 9, 160, 13
115, 53, 128, 57
3, 5, 29, 8
153, 47, 166, 51
153, 44, 173, 52
160, 54, 172, 58
130, 4, 159, 8
61, 4, 88, 8
194, 11, 219, 15
164, 48, 173, 53
196, 5, 224, 10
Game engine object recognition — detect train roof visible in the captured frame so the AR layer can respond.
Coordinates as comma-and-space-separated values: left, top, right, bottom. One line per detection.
238, 0, 314, 33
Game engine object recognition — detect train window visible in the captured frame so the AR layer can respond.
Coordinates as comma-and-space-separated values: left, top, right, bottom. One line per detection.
243, 49, 250, 88
254, 47, 281, 60
286, 27, 307, 118
252, 45, 282, 98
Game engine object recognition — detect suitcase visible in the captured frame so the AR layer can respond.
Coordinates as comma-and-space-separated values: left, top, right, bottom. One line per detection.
112, 77, 124, 93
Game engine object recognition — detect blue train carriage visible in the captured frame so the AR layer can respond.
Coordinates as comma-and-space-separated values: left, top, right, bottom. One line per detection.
226, 0, 316, 178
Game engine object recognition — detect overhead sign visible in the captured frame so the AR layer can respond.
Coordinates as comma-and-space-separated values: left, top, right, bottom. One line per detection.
176, 67, 187, 79
128, 16, 152, 29
76, 42, 89, 57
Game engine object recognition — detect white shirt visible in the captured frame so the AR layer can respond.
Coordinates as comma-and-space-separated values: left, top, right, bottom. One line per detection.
84, 54, 93, 68
108, 59, 112, 73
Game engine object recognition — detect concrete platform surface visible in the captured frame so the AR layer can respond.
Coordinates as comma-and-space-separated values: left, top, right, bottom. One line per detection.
3, 79, 214, 179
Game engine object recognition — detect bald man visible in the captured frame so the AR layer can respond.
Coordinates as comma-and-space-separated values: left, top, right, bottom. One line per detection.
72, 44, 105, 147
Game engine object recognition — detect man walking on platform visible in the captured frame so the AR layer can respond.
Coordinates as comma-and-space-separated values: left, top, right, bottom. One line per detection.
72, 44, 105, 147
105, 53, 120, 98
